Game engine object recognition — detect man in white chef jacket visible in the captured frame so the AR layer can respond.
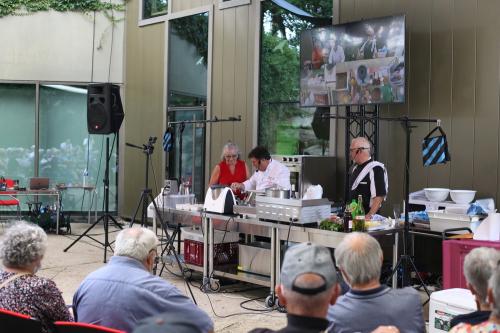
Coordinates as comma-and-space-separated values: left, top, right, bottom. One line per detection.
231, 146, 290, 192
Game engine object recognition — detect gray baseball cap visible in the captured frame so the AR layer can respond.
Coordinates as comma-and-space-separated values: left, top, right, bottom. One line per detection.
281, 242, 337, 295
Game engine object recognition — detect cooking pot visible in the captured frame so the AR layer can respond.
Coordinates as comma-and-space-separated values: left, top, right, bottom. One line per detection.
265, 188, 291, 199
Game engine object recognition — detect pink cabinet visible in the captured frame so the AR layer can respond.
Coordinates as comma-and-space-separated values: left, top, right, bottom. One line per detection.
442, 239, 500, 289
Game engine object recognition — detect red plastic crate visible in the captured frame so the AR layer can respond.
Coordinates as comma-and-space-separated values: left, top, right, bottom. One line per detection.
443, 239, 500, 289
184, 239, 239, 267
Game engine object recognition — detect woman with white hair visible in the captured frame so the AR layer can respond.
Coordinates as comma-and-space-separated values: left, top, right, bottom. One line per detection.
0, 221, 72, 332
450, 261, 500, 332
208, 141, 249, 199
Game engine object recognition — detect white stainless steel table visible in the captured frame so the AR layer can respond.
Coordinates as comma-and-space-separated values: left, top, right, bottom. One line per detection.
151, 207, 400, 305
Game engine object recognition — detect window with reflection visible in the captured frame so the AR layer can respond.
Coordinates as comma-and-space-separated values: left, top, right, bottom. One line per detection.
0, 84, 36, 188
39, 85, 117, 212
0, 83, 118, 214
167, 12, 209, 202
259, 1, 332, 155
142, 0, 168, 20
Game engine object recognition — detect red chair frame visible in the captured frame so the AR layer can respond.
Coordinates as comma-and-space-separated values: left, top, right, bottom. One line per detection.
0, 308, 42, 332
0, 184, 21, 220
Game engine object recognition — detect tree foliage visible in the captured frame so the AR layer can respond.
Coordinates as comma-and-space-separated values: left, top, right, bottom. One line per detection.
260, 32, 300, 103
265, 0, 332, 47
0, 0, 126, 18
258, 0, 332, 154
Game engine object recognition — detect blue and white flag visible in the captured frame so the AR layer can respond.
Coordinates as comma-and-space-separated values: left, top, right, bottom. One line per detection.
163, 127, 173, 152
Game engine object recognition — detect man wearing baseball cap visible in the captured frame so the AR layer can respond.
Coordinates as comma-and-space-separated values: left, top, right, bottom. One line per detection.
250, 242, 340, 333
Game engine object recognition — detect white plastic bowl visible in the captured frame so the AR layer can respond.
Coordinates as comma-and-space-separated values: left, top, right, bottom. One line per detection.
450, 190, 476, 204
424, 188, 450, 202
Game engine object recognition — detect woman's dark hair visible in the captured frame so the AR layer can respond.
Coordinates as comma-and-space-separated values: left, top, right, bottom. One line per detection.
248, 146, 271, 160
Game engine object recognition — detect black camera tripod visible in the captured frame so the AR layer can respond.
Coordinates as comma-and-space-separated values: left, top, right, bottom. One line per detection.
126, 137, 197, 304
64, 137, 123, 263
127, 137, 158, 228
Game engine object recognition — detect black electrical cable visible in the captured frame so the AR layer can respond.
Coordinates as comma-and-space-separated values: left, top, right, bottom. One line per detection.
207, 216, 232, 282
240, 296, 274, 312
286, 220, 293, 248
80, 133, 91, 212
149, 152, 160, 197
203, 292, 275, 318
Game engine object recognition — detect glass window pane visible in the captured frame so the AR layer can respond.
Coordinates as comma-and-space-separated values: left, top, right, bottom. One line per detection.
168, 13, 208, 107
39, 85, 117, 212
167, 12, 209, 202
259, 103, 329, 155
167, 109, 206, 202
0, 84, 36, 188
259, 1, 332, 155
143, 0, 168, 20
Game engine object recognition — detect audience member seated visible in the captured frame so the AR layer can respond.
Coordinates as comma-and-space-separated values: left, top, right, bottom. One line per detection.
327, 232, 425, 333
208, 142, 250, 199
450, 247, 500, 328
73, 227, 213, 333
450, 263, 500, 332
133, 310, 204, 333
0, 221, 73, 333
249, 242, 340, 333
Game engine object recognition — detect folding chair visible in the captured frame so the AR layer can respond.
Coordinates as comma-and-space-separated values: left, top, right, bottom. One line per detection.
0, 189, 21, 225
54, 321, 126, 333
0, 308, 42, 333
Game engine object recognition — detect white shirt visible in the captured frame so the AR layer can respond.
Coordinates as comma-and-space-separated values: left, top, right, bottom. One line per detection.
328, 45, 345, 65
242, 159, 291, 191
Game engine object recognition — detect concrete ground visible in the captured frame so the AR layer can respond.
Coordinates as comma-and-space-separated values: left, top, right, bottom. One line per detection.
15, 221, 287, 333
1, 220, 431, 332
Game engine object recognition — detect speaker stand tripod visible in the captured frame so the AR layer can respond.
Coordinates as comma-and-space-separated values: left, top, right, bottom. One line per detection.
126, 137, 198, 304
385, 118, 431, 303
64, 137, 123, 263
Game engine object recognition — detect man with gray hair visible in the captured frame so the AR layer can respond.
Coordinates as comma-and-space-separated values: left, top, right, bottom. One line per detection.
450, 247, 500, 328
250, 242, 340, 333
327, 232, 424, 333
73, 227, 213, 333
349, 137, 388, 219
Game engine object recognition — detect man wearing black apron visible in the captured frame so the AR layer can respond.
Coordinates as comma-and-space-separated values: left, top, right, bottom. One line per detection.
348, 137, 388, 220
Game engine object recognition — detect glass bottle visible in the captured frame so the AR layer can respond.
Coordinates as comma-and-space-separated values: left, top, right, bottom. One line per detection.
349, 199, 358, 219
356, 195, 365, 216
343, 205, 351, 233
352, 195, 366, 231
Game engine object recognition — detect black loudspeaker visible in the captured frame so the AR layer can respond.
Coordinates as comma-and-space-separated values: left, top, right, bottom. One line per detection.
87, 83, 124, 134
311, 107, 330, 140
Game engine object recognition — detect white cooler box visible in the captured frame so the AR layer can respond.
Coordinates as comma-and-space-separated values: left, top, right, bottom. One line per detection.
428, 210, 481, 233
429, 288, 476, 333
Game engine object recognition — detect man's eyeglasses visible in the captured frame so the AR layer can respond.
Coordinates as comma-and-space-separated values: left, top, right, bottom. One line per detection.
349, 147, 369, 152
224, 154, 238, 159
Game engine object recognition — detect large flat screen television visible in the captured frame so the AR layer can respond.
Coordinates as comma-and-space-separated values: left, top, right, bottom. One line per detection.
300, 15, 405, 107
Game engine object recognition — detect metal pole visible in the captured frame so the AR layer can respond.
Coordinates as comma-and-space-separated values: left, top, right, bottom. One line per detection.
192, 114, 196, 195
403, 119, 411, 286
103, 137, 110, 262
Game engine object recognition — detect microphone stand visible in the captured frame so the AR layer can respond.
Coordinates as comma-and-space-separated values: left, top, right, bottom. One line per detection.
167, 115, 242, 196
126, 137, 199, 304
323, 111, 438, 301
